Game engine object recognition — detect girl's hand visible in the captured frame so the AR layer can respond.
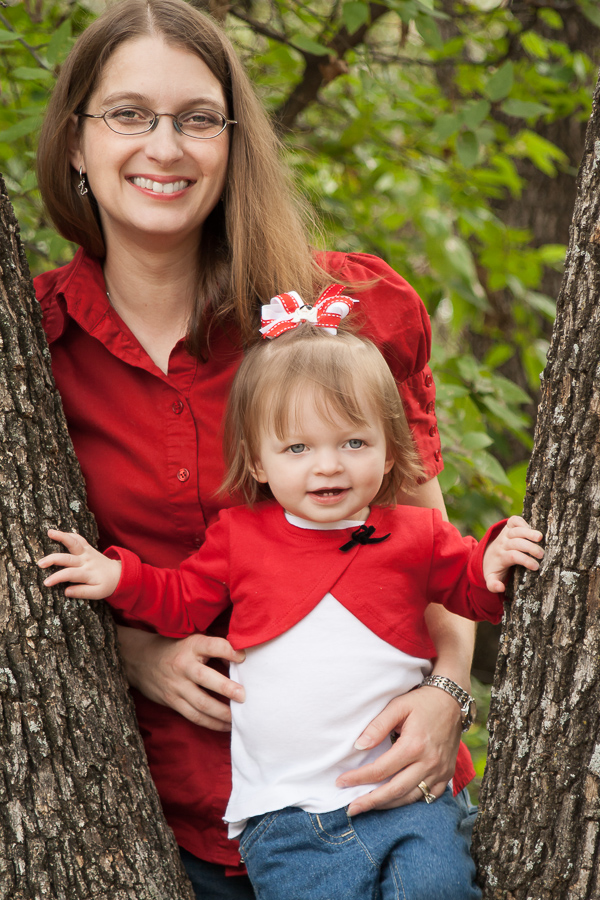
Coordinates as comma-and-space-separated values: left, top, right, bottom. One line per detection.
483, 515, 544, 593
38, 528, 122, 599
117, 626, 246, 730
337, 686, 462, 815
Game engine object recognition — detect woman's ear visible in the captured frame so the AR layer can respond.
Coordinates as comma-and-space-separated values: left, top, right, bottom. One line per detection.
384, 453, 394, 475
67, 114, 84, 172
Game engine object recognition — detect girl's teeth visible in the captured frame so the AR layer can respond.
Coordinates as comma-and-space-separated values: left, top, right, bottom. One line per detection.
131, 177, 188, 193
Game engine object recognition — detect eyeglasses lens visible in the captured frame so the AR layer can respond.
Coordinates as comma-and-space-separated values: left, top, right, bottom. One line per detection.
104, 106, 227, 138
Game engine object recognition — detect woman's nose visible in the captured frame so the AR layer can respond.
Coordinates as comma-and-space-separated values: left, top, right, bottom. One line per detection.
143, 116, 184, 165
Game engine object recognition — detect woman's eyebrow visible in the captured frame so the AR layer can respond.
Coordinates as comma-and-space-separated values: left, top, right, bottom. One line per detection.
101, 91, 226, 112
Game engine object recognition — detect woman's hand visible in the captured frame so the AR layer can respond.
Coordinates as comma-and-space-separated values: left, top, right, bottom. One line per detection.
337, 684, 462, 816
117, 625, 246, 731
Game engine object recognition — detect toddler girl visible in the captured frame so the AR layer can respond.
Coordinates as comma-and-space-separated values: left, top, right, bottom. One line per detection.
39, 286, 543, 900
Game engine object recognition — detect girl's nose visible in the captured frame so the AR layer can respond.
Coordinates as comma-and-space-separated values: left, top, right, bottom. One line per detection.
314, 448, 343, 475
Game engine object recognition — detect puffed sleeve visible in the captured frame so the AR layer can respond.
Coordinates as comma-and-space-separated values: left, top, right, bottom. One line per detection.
320, 251, 442, 479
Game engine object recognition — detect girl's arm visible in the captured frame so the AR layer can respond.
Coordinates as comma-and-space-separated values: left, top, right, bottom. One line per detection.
38, 526, 231, 637
337, 476, 477, 813
40, 529, 247, 729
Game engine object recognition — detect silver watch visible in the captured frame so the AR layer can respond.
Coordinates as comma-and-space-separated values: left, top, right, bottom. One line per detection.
420, 676, 477, 732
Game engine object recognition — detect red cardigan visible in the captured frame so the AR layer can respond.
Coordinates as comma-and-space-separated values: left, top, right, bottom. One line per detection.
36, 247, 456, 867
106, 503, 505, 655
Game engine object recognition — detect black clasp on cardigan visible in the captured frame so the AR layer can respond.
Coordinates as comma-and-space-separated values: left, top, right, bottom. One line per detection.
339, 524, 391, 553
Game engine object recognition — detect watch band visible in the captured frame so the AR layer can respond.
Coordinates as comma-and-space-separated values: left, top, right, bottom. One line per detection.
420, 675, 477, 732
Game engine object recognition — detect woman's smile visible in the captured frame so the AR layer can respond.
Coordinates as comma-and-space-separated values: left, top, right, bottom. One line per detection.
127, 175, 194, 196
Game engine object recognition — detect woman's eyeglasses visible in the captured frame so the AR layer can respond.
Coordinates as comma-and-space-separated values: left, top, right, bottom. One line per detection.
78, 105, 237, 139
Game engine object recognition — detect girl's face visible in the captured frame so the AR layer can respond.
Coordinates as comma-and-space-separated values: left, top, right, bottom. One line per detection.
251, 389, 394, 523
69, 36, 230, 255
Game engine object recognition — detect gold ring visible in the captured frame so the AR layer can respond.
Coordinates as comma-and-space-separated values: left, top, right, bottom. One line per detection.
417, 780, 436, 804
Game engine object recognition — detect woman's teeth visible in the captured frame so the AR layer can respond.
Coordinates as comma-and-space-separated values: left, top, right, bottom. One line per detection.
131, 177, 189, 193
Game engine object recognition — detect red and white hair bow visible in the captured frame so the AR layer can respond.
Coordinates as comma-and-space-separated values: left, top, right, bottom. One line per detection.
260, 284, 356, 340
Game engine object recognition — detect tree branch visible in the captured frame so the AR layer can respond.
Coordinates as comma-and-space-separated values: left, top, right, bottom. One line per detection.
230, 1, 390, 133
0, 11, 50, 69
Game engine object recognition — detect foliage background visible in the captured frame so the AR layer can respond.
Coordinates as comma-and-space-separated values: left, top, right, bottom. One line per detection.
1, 0, 599, 770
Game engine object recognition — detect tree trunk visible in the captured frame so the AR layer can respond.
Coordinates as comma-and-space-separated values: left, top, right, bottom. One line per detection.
472, 73, 600, 899
0, 175, 193, 899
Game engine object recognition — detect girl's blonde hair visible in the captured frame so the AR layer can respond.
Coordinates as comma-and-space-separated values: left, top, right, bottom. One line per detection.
37, 0, 333, 355
222, 326, 424, 506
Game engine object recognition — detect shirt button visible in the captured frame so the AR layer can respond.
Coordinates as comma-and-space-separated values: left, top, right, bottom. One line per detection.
425, 374, 433, 387
177, 468, 190, 482
429, 425, 438, 437
172, 400, 184, 414
426, 401, 435, 414
434, 449, 442, 462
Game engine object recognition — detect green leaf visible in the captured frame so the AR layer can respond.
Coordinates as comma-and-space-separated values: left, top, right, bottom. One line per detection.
501, 99, 552, 120
481, 396, 528, 431
484, 344, 514, 370
46, 16, 72, 66
415, 13, 443, 50
462, 431, 494, 450
12, 66, 54, 82
462, 100, 490, 130
0, 116, 43, 142
291, 34, 330, 57
580, 0, 600, 27
520, 30, 550, 60
0, 28, 21, 42
524, 291, 556, 320
484, 61, 514, 102
538, 8, 563, 29
432, 113, 461, 141
437, 461, 461, 493
472, 450, 510, 485
341, 2, 370, 34
456, 131, 479, 167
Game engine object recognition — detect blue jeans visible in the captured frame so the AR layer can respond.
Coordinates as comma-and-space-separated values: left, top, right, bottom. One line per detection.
238, 787, 481, 900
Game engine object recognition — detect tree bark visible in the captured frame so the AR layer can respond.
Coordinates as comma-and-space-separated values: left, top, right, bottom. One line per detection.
472, 72, 600, 899
0, 175, 193, 899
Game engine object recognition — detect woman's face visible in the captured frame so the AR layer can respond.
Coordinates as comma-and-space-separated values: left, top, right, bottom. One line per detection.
69, 36, 230, 254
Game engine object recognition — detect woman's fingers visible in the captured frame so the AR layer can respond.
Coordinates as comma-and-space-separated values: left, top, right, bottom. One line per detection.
344, 753, 449, 815
116, 628, 246, 730
339, 685, 463, 816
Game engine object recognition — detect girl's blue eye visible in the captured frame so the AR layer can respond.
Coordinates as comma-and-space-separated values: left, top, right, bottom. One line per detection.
288, 443, 306, 454
348, 439, 364, 449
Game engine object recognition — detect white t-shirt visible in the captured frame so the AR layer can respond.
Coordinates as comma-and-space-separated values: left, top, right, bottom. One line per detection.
225, 513, 432, 837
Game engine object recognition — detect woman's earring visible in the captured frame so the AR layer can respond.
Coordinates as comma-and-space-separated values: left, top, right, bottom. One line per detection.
78, 166, 88, 197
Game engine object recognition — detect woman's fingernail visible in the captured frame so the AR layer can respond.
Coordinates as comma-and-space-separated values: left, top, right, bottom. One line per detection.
336, 778, 347, 788
354, 736, 373, 750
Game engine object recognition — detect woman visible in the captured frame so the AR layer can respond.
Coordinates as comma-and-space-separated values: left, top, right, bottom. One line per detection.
34, 1, 476, 897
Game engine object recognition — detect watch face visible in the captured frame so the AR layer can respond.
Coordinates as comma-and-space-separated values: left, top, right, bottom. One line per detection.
466, 698, 477, 724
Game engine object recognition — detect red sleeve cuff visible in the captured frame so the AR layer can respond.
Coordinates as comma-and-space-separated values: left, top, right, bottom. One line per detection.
467, 520, 508, 623
398, 365, 443, 480
104, 545, 143, 613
